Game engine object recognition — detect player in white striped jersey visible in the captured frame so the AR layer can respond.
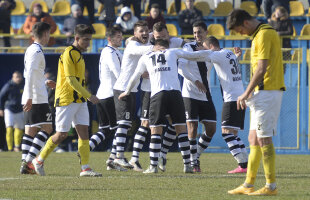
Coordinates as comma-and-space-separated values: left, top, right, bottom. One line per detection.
20, 22, 56, 174
158, 21, 216, 173
203, 36, 248, 173
119, 39, 211, 173
113, 21, 153, 169
128, 22, 187, 172
86, 26, 126, 171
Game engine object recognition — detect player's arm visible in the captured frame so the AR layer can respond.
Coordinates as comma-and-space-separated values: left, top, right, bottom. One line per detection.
233, 47, 242, 61
175, 49, 213, 61
237, 34, 270, 110
119, 58, 146, 100
127, 42, 153, 56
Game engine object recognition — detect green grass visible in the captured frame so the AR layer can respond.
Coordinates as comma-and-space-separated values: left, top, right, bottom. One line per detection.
0, 152, 310, 200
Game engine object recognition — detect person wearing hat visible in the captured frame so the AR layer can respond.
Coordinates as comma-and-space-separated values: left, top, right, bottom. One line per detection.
62, 4, 92, 45
23, 3, 57, 46
116, 6, 138, 35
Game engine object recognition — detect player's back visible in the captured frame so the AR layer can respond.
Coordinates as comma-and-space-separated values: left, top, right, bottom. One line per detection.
143, 49, 181, 97
209, 49, 244, 102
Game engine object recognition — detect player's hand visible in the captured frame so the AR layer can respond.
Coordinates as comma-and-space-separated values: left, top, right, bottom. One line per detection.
237, 93, 248, 110
194, 80, 207, 93
118, 92, 128, 100
234, 47, 242, 58
196, 45, 205, 50
46, 80, 56, 89
0, 110, 3, 117
88, 95, 99, 104
23, 99, 32, 112
141, 71, 149, 79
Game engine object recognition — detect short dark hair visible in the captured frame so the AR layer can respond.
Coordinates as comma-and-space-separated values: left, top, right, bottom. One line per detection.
74, 24, 94, 36
151, 3, 160, 9
32, 22, 51, 38
153, 22, 167, 32
226, 9, 253, 30
154, 39, 169, 48
192, 21, 207, 31
106, 26, 122, 38
134, 20, 148, 31
204, 36, 220, 48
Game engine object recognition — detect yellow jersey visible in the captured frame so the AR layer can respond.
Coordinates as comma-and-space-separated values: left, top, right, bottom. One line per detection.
250, 23, 286, 91
55, 45, 91, 107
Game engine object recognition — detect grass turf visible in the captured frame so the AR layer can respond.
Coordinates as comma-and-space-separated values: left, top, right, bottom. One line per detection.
0, 152, 309, 200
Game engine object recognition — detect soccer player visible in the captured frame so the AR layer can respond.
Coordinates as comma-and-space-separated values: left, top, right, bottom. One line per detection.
89, 26, 126, 171
0, 71, 24, 152
119, 39, 211, 173
33, 24, 102, 177
203, 36, 248, 173
158, 21, 216, 173
20, 22, 55, 174
128, 22, 188, 171
226, 9, 285, 195
112, 20, 153, 169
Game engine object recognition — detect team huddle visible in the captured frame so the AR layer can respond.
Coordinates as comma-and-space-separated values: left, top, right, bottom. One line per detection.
18, 8, 285, 196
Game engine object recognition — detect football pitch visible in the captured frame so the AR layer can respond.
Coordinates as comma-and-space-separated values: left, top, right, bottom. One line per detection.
0, 152, 309, 200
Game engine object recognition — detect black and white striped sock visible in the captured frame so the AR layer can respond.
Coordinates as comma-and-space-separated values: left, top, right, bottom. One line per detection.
89, 129, 106, 151
178, 133, 191, 165
235, 135, 248, 168
189, 138, 198, 166
21, 134, 34, 161
25, 131, 49, 162
149, 134, 161, 167
235, 136, 248, 156
160, 125, 177, 159
197, 132, 212, 157
222, 133, 247, 167
131, 126, 149, 162
109, 134, 117, 161
116, 122, 131, 158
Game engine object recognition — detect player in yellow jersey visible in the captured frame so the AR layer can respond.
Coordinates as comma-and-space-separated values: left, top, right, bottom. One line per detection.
226, 9, 285, 196
32, 24, 102, 177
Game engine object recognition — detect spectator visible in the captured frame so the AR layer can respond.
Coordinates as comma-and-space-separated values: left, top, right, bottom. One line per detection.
98, 0, 122, 28
263, 0, 290, 22
116, 6, 138, 35
23, 3, 57, 47
0, 0, 16, 47
269, 6, 293, 68
178, 0, 203, 35
147, 0, 166, 13
62, 4, 92, 45
0, 71, 24, 152
123, 0, 141, 19
75, 0, 95, 24
145, 3, 166, 30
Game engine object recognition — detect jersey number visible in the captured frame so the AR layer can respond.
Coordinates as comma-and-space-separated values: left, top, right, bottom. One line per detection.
151, 54, 167, 66
230, 59, 241, 75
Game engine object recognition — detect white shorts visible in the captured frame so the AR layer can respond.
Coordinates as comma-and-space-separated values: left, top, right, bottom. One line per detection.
55, 103, 89, 132
246, 90, 283, 138
4, 109, 24, 129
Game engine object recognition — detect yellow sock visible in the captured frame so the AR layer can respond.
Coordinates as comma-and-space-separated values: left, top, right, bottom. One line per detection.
261, 143, 276, 184
6, 127, 14, 151
78, 139, 90, 165
245, 145, 262, 185
14, 128, 24, 148
40, 137, 58, 160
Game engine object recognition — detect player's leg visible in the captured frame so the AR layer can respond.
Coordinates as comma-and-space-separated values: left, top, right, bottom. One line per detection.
13, 111, 24, 152
20, 126, 38, 174
196, 100, 217, 158
130, 91, 151, 171
113, 90, 134, 169
221, 102, 247, 173
25, 104, 53, 164
4, 109, 14, 151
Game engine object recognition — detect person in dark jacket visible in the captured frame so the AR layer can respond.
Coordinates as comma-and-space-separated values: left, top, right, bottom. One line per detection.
262, 0, 290, 23
145, 3, 166, 30
0, 71, 24, 152
269, 6, 293, 71
98, 0, 122, 28
75, 0, 95, 24
178, 0, 203, 35
62, 4, 92, 45
0, 0, 16, 47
